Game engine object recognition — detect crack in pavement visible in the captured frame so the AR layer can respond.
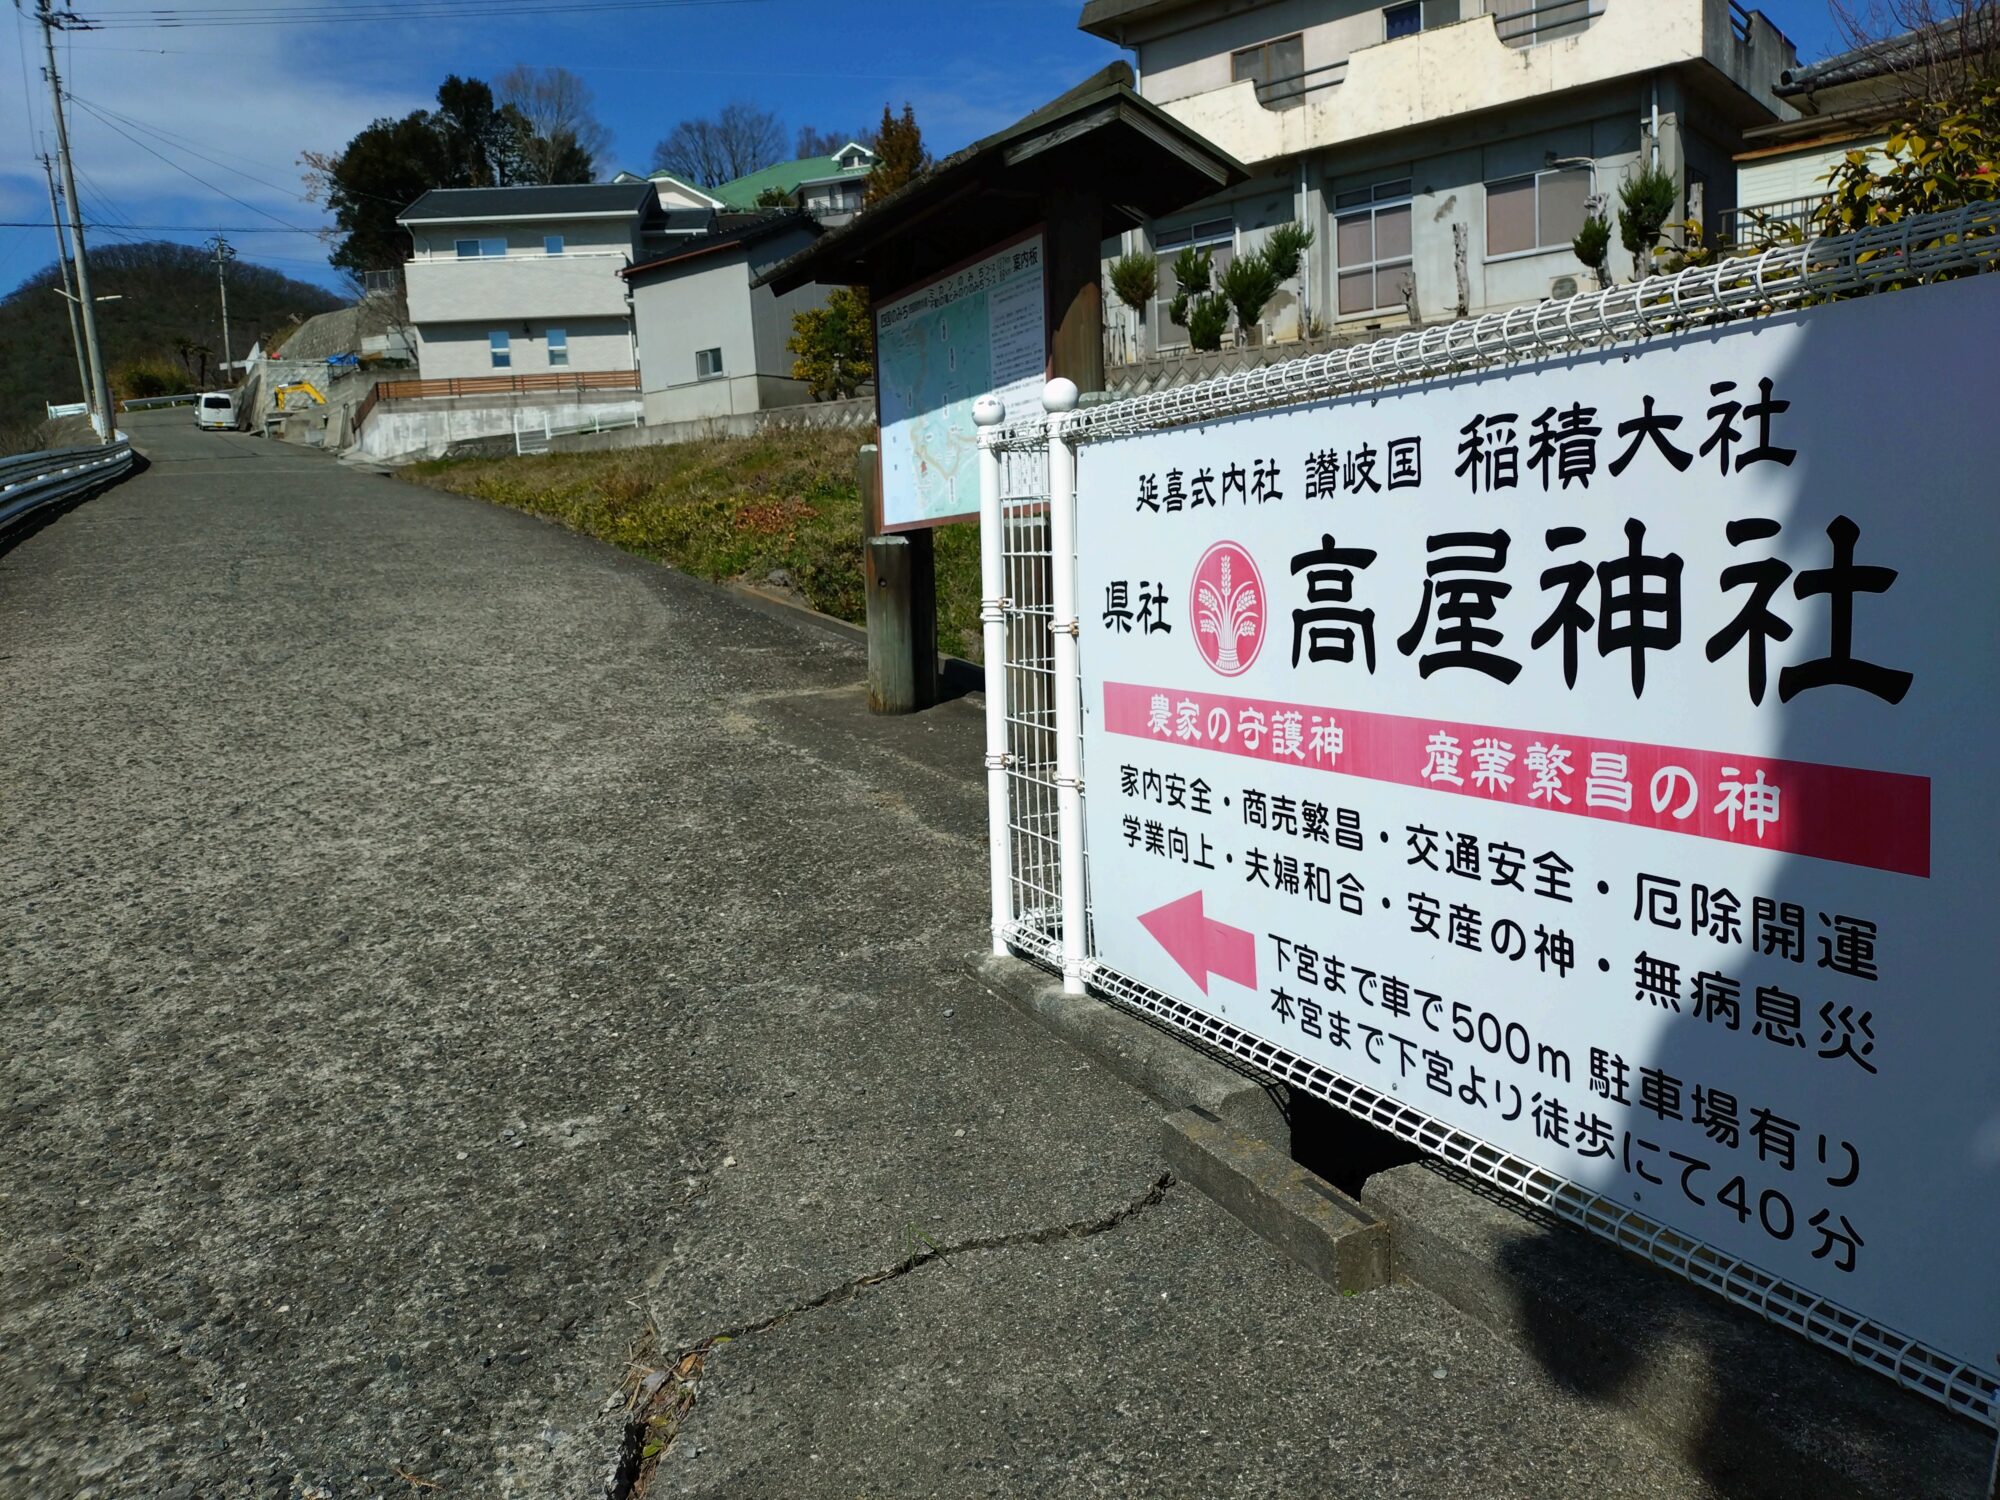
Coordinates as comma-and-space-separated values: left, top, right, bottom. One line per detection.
606, 1172, 1176, 1498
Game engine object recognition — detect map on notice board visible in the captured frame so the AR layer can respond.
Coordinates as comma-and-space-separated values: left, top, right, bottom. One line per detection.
875, 233, 1045, 530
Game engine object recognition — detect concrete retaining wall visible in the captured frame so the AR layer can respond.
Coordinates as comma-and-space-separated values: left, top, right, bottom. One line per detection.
358, 396, 644, 463
529, 395, 876, 457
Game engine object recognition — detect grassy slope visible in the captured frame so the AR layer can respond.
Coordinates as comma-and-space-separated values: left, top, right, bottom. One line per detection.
405, 428, 985, 659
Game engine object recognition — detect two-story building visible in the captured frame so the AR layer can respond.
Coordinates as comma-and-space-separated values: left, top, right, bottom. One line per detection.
398, 182, 664, 381
1080, 0, 1800, 353
622, 211, 834, 426
711, 141, 880, 226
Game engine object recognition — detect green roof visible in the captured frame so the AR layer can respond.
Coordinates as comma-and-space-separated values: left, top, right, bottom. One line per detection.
712, 150, 874, 209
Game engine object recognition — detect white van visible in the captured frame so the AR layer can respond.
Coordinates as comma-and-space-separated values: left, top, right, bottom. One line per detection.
195, 391, 239, 431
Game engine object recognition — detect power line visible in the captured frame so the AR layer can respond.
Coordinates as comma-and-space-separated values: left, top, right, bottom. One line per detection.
62, 90, 312, 189
75, 0, 773, 28
1, 220, 325, 231
65, 92, 322, 232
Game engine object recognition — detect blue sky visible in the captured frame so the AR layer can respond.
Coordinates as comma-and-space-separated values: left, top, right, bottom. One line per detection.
1, 0, 1853, 300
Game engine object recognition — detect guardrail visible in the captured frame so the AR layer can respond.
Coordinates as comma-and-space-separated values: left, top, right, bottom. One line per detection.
122, 393, 200, 411
0, 439, 135, 531
514, 406, 643, 455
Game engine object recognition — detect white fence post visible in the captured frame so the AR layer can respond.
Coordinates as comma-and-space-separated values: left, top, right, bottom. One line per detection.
1044, 377, 1086, 995
974, 395, 1011, 957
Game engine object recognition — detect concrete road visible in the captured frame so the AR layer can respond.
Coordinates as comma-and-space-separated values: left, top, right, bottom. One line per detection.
0, 413, 1719, 1498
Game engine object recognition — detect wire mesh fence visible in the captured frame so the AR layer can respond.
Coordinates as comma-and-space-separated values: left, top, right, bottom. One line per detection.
981, 201, 2000, 1429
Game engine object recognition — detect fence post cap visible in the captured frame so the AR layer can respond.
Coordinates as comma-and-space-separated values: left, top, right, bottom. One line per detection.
972, 395, 1006, 427
1042, 378, 1080, 414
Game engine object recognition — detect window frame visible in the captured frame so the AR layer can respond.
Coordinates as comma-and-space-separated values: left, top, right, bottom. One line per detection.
1493, 0, 1595, 48
695, 346, 724, 380
455, 237, 506, 259
1384, 2, 1422, 40
488, 330, 511, 369
1150, 216, 1237, 348
1482, 164, 1597, 262
1231, 31, 1307, 109
546, 328, 569, 368
1333, 178, 1415, 320
544, 235, 565, 256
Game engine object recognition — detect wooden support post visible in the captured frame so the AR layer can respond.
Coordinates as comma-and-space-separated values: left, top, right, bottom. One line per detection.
1043, 185, 1107, 393
859, 443, 937, 714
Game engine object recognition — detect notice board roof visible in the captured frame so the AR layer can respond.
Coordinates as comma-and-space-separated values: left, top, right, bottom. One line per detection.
755, 63, 1246, 296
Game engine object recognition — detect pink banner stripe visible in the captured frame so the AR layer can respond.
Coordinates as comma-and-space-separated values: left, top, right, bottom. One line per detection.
1101, 681, 1931, 878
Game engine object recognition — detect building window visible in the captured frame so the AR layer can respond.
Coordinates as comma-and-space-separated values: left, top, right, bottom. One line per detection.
544, 235, 565, 255
1492, 0, 1594, 47
1232, 32, 1306, 109
547, 328, 569, 367
1384, 2, 1422, 39
1335, 179, 1413, 316
696, 347, 724, 380
455, 237, 506, 258
488, 330, 511, 369
1486, 166, 1593, 257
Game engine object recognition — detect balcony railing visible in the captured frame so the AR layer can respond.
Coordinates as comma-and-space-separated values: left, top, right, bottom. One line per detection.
1719, 194, 1824, 244
1492, 0, 1602, 47
1251, 57, 1349, 109
353, 370, 641, 431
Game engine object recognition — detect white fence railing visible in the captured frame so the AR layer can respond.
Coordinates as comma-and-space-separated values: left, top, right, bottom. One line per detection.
976, 201, 2000, 1431
514, 407, 643, 455
0, 438, 133, 531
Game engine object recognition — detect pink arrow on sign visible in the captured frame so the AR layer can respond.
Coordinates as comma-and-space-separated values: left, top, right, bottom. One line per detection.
1138, 890, 1258, 995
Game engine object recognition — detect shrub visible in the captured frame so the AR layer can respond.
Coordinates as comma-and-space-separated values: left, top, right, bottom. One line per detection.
1617, 166, 1680, 276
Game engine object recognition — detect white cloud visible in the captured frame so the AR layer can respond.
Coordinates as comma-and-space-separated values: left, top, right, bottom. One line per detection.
2, 15, 431, 289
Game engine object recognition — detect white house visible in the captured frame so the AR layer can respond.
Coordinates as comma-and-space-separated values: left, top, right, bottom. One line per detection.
1729, 15, 1981, 240
622, 212, 833, 426
399, 182, 661, 381
1081, 0, 1801, 352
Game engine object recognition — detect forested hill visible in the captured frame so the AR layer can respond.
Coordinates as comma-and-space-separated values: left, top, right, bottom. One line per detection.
0, 241, 342, 440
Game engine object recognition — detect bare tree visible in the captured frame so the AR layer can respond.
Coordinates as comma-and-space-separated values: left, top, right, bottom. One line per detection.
794, 124, 863, 158
651, 103, 785, 188
1827, 0, 2000, 106
497, 65, 610, 184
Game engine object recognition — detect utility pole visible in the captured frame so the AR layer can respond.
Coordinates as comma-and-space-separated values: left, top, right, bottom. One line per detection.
36, 0, 115, 442
207, 234, 236, 385
40, 153, 90, 411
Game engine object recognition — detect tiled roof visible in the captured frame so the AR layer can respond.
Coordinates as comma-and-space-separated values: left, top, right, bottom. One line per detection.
1778, 9, 1996, 94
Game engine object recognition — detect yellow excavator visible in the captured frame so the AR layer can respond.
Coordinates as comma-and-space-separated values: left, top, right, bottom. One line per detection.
272, 381, 326, 410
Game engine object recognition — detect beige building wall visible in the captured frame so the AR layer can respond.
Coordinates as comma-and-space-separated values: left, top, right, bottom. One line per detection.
629, 232, 830, 426
414, 317, 633, 381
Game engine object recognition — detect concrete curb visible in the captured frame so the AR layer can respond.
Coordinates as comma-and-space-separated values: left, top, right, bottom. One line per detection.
966, 950, 1992, 1500
968, 951, 1387, 1300
725, 583, 986, 698
1163, 1106, 1388, 1295
965, 950, 1287, 1150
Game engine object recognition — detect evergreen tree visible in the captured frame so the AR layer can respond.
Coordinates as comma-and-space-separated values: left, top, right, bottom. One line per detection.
864, 105, 928, 207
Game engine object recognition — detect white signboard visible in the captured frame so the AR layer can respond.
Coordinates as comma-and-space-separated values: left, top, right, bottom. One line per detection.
1076, 274, 1999, 1377
876, 232, 1046, 530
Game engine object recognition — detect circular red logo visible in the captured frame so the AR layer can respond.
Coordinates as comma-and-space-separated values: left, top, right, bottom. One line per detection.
1189, 541, 1265, 677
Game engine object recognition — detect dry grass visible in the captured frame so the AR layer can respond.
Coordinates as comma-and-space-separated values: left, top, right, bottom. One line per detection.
405, 427, 983, 659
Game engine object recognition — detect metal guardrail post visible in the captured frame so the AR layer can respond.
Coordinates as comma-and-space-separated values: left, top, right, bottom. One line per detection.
1043, 377, 1087, 995
974, 396, 1012, 957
